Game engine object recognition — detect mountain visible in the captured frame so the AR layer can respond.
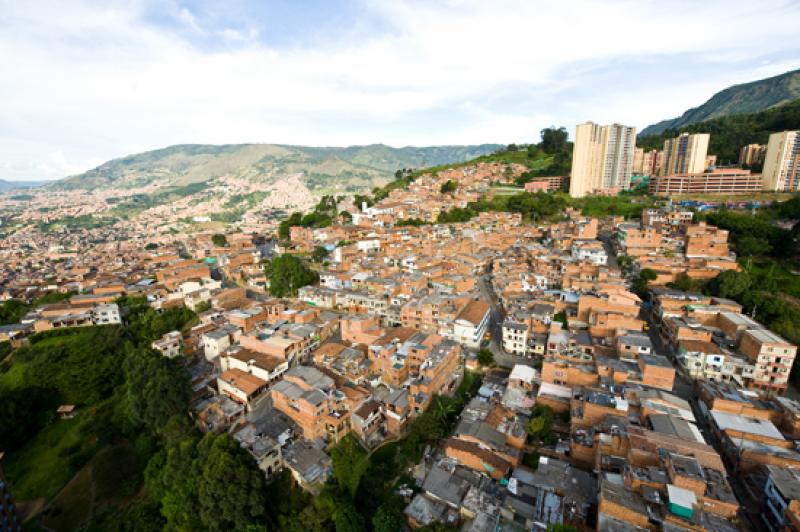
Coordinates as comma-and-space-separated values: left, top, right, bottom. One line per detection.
0, 179, 50, 192
51, 143, 502, 193
637, 98, 800, 163
640, 68, 800, 136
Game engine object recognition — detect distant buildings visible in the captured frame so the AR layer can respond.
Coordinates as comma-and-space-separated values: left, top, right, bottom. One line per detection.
739, 143, 767, 166
659, 133, 710, 176
569, 121, 637, 197
642, 149, 662, 176
649, 169, 763, 196
763, 130, 800, 192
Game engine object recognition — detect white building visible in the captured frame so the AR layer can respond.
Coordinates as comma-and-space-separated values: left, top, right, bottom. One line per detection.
91, 303, 121, 325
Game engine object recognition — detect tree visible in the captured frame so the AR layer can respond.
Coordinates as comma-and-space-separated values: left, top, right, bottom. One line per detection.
125, 348, 191, 431
0, 299, 30, 325
477, 348, 494, 367
312, 246, 329, 263
440, 180, 458, 194
632, 268, 657, 298
145, 242, 158, 250
353, 194, 374, 210
264, 254, 319, 297
0, 386, 57, 451
333, 501, 366, 532
736, 235, 772, 257
710, 270, 752, 299
526, 405, 555, 444
330, 435, 369, 498
211, 234, 228, 247
540, 127, 568, 154
196, 433, 267, 530
147, 433, 267, 531
372, 501, 405, 532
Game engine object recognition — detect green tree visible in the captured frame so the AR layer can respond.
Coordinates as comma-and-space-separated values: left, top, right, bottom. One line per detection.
353, 194, 374, 209
330, 435, 369, 498
212, 234, 228, 247
540, 127, 568, 154
632, 268, 657, 298
147, 433, 267, 531
125, 348, 191, 431
0, 299, 30, 325
196, 433, 267, 530
736, 235, 772, 257
0, 386, 57, 451
440, 180, 458, 194
312, 246, 329, 263
334, 501, 366, 532
710, 270, 752, 299
526, 405, 555, 444
372, 501, 405, 532
477, 348, 494, 367
265, 254, 319, 297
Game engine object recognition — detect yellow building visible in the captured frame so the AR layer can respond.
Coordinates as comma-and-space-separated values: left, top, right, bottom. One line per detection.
569, 121, 637, 198
738, 143, 766, 166
763, 131, 800, 192
659, 133, 710, 176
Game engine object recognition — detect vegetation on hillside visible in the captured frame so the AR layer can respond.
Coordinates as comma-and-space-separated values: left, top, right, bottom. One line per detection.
0, 297, 202, 529
640, 68, 800, 136
667, 198, 800, 384
0, 291, 75, 326
278, 195, 340, 240
437, 188, 659, 224
638, 98, 800, 163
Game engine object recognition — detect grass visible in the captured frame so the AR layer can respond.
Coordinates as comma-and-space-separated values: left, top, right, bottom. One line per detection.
3, 413, 99, 502
39, 463, 94, 530
0, 360, 27, 389
746, 259, 800, 298
30, 441, 142, 530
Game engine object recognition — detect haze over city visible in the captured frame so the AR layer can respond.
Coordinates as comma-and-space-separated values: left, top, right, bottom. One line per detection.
2, 0, 800, 181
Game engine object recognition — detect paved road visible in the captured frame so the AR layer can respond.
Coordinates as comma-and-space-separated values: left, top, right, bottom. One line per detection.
477, 266, 537, 369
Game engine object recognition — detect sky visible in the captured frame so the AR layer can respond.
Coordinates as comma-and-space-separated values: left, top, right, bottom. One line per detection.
2, 0, 800, 181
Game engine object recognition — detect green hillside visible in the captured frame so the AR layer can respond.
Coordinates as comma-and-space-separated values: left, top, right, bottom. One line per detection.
50, 143, 502, 193
638, 98, 800, 163
641, 68, 800, 136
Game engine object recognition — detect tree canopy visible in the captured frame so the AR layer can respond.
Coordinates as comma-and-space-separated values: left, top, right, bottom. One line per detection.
264, 254, 319, 297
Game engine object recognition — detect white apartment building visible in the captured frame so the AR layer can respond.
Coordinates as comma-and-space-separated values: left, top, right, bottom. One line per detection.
763, 130, 800, 192
570, 121, 637, 197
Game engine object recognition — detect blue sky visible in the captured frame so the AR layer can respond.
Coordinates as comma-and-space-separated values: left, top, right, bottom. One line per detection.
2, 0, 800, 181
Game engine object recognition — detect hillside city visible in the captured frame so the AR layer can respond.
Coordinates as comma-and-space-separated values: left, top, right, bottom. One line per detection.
2, 120, 800, 532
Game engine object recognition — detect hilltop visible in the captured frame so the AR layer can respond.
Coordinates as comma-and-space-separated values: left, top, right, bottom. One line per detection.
50, 143, 502, 194
640, 68, 800, 136
638, 98, 800, 163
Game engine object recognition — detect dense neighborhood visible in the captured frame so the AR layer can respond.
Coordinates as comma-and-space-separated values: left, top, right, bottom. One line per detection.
3, 122, 800, 532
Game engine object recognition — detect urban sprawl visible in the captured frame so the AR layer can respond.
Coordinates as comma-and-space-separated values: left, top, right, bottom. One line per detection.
2, 124, 800, 532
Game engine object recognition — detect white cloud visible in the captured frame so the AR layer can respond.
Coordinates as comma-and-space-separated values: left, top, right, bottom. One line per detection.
1, 0, 799, 180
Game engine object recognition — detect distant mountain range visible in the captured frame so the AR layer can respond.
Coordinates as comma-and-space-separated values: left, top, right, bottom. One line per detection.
641, 68, 800, 136
51, 143, 503, 194
0, 179, 50, 192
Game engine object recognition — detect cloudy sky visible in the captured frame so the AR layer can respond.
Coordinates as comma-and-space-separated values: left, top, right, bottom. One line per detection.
2, 0, 800, 181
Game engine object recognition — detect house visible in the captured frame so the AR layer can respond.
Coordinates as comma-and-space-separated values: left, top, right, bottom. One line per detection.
152, 330, 183, 358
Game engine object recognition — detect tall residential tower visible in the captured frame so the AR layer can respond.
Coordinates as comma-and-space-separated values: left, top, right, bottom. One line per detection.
569, 121, 637, 197
659, 132, 710, 176
763, 131, 800, 192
